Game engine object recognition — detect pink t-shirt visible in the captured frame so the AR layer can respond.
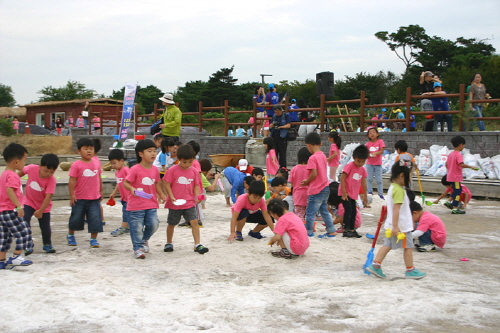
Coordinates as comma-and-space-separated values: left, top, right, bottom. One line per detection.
93, 117, 101, 127
69, 159, 102, 200
416, 211, 447, 248
164, 164, 199, 210
446, 151, 464, 182
115, 166, 130, 202
288, 164, 309, 206
274, 212, 310, 255
125, 164, 160, 211
338, 162, 367, 199
266, 149, 279, 176
231, 193, 267, 214
307, 151, 329, 196
445, 184, 471, 202
22, 165, 56, 213
0, 170, 23, 211
328, 143, 340, 167
13, 120, 19, 130
366, 139, 385, 165
191, 159, 204, 189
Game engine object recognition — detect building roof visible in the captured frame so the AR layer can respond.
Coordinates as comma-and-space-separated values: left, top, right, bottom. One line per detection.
21, 98, 123, 108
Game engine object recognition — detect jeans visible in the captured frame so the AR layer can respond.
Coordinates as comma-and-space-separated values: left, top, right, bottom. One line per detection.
23, 204, 52, 246
365, 164, 383, 195
128, 209, 160, 251
451, 182, 462, 208
121, 201, 130, 223
469, 106, 486, 131
419, 229, 433, 246
68, 199, 102, 233
305, 186, 336, 234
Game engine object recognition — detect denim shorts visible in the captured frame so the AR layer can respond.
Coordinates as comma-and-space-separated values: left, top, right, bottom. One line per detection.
68, 199, 103, 233
167, 207, 198, 225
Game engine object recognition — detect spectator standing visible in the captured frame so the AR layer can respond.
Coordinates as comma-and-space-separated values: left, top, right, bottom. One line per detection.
424, 82, 452, 132
159, 93, 182, 141
269, 105, 291, 169
468, 73, 490, 132
288, 98, 300, 128
253, 86, 266, 137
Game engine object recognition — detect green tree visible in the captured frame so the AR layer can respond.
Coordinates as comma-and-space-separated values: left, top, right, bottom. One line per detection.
109, 84, 163, 114
37, 80, 97, 101
278, 79, 318, 106
202, 66, 238, 107
0, 83, 16, 107
176, 80, 208, 112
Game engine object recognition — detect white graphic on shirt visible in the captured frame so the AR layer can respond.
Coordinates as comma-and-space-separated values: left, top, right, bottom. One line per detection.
369, 146, 379, 152
141, 177, 155, 186
177, 176, 193, 185
352, 173, 363, 181
29, 181, 44, 192
83, 169, 98, 177
117, 177, 124, 184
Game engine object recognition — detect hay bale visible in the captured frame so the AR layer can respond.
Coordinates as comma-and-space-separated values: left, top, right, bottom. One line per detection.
59, 161, 72, 171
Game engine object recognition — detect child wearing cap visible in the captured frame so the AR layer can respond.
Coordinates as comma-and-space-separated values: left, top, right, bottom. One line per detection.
236, 159, 254, 176
423, 82, 452, 132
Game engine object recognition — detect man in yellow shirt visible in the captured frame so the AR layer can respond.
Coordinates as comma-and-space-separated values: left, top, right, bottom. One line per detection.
159, 93, 182, 141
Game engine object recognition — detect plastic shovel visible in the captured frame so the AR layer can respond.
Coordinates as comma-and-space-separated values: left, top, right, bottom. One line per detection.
416, 169, 425, 205
363, 205, 387, 275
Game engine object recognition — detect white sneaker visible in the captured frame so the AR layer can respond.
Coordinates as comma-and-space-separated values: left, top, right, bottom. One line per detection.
134, 249, 146, 259
143, 241, 149, 253
7, 255, 33, 266
417, 244, 436, 252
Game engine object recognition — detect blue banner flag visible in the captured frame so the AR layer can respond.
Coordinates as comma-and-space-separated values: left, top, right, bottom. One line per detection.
119, 82, 138, 140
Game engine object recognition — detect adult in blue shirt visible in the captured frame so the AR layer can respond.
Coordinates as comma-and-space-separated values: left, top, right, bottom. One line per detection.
269, 105, 291, 168
253, 86, 266, 136
423, 82, 452, 132
265, 83, 280, 118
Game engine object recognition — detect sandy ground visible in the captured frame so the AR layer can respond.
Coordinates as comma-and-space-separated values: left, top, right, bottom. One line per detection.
1, 192, 499, 333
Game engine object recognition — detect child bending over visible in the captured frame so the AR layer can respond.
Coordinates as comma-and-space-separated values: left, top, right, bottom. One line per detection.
435, 175, 471, 210
410, 201, 447, 253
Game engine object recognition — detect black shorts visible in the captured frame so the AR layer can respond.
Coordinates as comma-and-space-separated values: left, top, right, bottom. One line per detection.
238, 209, 271, 226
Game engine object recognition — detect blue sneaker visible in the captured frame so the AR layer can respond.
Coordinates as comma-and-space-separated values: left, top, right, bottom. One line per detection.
318, 233, 336, 238
43, 244, 56, 253
366, 264, 386, 278
164, 243, 174, 252
0, 261, 14, 269
405, 268, 426, 279
67, 235, 77, 246
7, 255, 33, 266
248, 230, 266, 239
110, 227, 129, 236
307, 233, 314, 237
235, 231, 244, 241
24, 249, 33, 256
194, 244, 209, 254
89, 238, 100, 248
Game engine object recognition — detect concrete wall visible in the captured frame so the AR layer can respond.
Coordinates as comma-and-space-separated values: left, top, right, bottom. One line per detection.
73, 131, 500, 163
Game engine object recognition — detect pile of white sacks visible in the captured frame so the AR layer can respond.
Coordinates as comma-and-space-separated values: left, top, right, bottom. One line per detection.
337, 143, 500, 180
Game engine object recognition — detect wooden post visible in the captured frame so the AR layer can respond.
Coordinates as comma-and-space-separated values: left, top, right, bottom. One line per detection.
153, 103, 158, 122
405, 87, 412, 130
252, 96, 257, 138
198, 101, 203, 132
459, 84, 465, 131
320, 94, 325, 132
360, 91, 365, 130
344, 104, 353, 131
224, 100, 229, 137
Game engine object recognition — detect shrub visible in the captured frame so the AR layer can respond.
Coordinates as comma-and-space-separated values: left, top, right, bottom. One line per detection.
0, 118, 16, 136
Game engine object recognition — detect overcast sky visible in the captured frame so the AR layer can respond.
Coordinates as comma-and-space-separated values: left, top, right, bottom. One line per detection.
1, 0, 499, 105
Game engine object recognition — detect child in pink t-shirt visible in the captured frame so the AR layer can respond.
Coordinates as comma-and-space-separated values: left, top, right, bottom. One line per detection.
289, 147, 311, 224
264, 137, 279, 178
267, 199, 310, 258
124, 139, 166, 259
300, 132, 336, 238
108, 149, 130, 237
327, 131, 341, 182
163, 144, 208, 255
445, 136, 478, 214
67, 138, 103, 248
0, 143, 33, 268
434, 175, 472, 210
410, 201, 447, 252
339, 145, 369, 238
365, 128, 386, 198
227, 181, 274, 242
12, 117, 19, 132
19, 154, 59, 254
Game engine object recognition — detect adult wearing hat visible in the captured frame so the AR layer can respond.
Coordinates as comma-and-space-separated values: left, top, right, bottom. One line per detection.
288, 98, 300, 128
423, 82, 452, 132
269, 105, 291, 168
265, 83, 280, 118
159, 93, 182, 141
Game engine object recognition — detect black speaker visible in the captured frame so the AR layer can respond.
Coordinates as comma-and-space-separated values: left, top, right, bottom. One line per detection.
316, 72, 334, 97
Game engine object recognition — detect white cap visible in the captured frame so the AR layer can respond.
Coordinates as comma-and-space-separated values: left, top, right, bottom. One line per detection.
238, 159, 248, 171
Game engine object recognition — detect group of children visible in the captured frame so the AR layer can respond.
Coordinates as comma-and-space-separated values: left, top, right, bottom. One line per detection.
0, 127, 475, 276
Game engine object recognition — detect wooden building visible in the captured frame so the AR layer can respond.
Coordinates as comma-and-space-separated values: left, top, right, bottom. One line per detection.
21, 98, 123, 128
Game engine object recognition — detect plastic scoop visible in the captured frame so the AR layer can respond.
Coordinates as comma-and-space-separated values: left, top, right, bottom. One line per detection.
198, 194, 205, 201
173, 199, 186, 206
106, 198, 116, 206
425, 200, 438, 206
135, 190, 153, 200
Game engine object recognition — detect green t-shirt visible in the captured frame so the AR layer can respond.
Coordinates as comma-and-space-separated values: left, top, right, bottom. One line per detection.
201, 173, 211, 189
